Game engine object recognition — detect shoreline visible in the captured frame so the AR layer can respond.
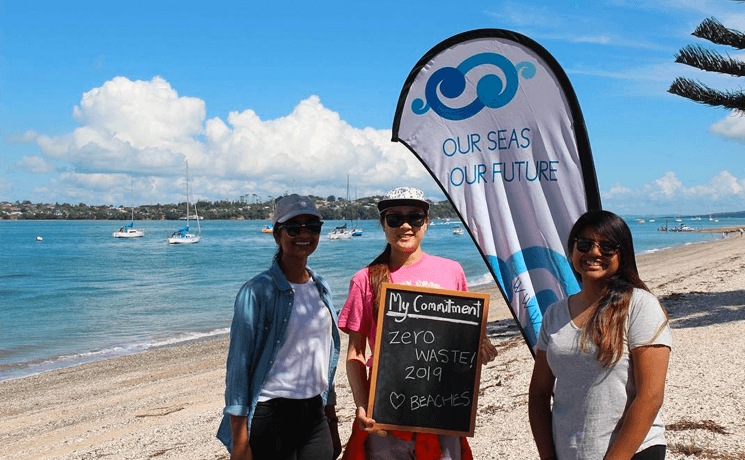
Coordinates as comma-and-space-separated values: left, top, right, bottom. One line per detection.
2, 230, 734, 381
1, 235, 744, 459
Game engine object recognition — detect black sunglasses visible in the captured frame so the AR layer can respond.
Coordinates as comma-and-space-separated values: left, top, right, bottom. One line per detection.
574, 237, 619, 257
279, 221, 323, 237
384, 212, 427, 228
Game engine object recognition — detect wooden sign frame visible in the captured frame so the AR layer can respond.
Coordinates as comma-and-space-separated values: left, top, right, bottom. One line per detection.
367, 282, 490, 437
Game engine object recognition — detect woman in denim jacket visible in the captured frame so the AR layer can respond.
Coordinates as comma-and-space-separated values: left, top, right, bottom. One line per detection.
217, 194, 341, 460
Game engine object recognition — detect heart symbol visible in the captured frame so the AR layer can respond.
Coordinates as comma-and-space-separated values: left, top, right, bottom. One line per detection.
389, 392, 405, 410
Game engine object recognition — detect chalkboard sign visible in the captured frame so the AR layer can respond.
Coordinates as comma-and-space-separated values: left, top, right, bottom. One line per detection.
368, 283, 489, 436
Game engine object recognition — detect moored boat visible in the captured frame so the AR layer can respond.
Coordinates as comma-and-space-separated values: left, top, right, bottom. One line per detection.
113, 182, 145, 238
167, 161, 201, 244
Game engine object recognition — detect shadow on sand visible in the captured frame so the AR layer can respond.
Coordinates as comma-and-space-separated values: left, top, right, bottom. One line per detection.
659, 289, 745, 329
483, 289, 745, 342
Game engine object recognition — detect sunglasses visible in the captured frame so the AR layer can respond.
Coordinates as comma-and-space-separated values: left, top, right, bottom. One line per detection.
574, 237, 619, 257
384, 212, 427, 228
279, 221, 323, 237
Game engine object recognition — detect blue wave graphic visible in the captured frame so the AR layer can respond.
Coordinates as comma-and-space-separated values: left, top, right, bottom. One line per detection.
487, 246, 580, 347
412, 53, 536, 120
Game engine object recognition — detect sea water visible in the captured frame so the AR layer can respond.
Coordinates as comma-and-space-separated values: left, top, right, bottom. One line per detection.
1, 216, 743, 381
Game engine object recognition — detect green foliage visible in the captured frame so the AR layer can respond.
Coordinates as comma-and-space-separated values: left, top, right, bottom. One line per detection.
0, 196, 461, 221
670, 10, 745, 110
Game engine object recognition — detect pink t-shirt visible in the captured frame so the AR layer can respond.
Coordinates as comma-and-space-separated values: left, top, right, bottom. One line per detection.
338, 253, 468, 365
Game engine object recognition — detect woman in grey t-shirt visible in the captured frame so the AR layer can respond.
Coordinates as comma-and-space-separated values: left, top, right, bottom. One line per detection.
528, 210, 671, 460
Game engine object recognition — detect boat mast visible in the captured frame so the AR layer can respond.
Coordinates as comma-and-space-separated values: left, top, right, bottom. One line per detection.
131, 180, 135, 225
185, 161, 190, 229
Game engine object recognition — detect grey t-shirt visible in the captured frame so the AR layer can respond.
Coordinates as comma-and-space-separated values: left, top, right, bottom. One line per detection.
536, 288, 672, 460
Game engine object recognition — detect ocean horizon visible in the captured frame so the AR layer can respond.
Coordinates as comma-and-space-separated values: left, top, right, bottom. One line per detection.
2, 216, 744, 382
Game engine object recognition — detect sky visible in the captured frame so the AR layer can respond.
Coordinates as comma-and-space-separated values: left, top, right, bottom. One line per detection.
1, 0, 745, 216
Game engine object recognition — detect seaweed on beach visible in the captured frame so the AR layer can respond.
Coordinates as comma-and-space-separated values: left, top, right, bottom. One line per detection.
669, 443, 744, 460
667, 419, 730, 434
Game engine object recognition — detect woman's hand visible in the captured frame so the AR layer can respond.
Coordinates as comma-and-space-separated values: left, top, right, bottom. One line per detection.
356, 406, 387, 437
480, 336, 498, 364
229, 415, 253, 460
230, 445, 252, 460
325, 405, 342, 459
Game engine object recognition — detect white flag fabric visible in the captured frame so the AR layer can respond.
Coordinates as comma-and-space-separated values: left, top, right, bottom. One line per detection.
392, 29, 601, 352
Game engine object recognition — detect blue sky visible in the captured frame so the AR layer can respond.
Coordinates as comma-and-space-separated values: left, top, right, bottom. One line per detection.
1, 0, 744, 216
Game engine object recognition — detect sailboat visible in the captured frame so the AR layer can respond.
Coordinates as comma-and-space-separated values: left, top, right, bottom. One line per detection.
112, 181, 145, 238
328, 176, 355, 240
167, 161, 201, 244
351, 187, 363, 236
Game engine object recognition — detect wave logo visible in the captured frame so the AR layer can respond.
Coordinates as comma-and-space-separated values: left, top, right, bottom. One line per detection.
412, 53, 536, 121
487, 246, 580, 347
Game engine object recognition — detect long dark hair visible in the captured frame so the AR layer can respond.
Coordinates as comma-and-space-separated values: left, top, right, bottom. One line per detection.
368, 207, 428, 320
567, 210, 665, 367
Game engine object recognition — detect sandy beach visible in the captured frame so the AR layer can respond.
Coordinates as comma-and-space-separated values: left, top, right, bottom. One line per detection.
1, 235, 744, 460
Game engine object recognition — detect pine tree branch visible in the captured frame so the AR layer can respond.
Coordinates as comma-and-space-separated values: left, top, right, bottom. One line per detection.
674, 44, 745, 77
668, 77, 745, 111
692, 17, 745, 49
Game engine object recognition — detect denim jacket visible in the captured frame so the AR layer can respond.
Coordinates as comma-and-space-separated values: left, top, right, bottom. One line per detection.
216, 258, 340, 451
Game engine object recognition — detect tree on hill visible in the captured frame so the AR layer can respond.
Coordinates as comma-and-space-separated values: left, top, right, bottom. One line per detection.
669, 3, 745, 111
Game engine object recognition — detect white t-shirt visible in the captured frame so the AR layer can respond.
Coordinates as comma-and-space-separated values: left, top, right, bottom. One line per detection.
258, 279, 333, 401
536, 288, 672, 460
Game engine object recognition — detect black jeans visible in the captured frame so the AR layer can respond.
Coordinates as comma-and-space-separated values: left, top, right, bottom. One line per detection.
631, 444, 666, 460
249, 395, 333, 460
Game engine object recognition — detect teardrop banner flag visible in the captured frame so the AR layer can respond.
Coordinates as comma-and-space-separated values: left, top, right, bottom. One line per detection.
392, 29, 601, 354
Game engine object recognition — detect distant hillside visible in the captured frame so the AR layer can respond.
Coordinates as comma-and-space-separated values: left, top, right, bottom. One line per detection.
715, 210, 745, 218
0, 197, 460, 221
680, 210, 745, 219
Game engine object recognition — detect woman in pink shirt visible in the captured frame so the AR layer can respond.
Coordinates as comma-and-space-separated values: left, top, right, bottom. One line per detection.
338, 187, 497, 460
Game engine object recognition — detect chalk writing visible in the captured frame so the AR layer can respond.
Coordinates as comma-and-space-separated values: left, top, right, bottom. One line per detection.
368, 284, 489, 436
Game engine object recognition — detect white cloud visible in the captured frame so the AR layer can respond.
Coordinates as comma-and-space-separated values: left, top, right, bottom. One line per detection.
9, 155, 58, 174
692, 170, 744, 199
36, 76, 207, 175
28, 76, 434, 205
603, 181, 632, 199
27, 77, 742, 211
652, 171, 684, 199
6, 130, 40, 144
601, 171, 745, 214
72, 76, 205, 150
710, 111, 745, 142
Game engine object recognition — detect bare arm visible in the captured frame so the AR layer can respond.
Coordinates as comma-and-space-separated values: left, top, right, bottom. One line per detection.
229, 415, 252, 460
603, 344, 670, 460
528, 350, 556, 460
346, 330, 386, 435
480, 336, 498, 364
325, 404, 342, 459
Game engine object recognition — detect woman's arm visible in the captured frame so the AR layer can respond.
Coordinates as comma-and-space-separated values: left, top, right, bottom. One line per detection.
346, 330, 386, 435
528, 350, 557, 460
480, 336, 498, 364
223, 286, 257, 456
603, 344, 670, 460
325, 404, 342, 459
229, 415, 252, 460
